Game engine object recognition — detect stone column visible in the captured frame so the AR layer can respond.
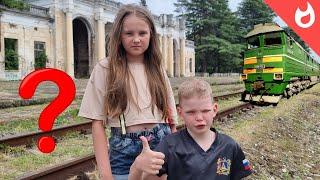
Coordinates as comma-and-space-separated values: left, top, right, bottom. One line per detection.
167, 36, 174, 77
97, 20, 106, 61
192, 54, 195, 76
162, 35, 167, 70
186, 55, 190, 77
95, 7, 106, 61
65, 11, 74, 78
180, 38, 186, 77
158, 35, 162, 54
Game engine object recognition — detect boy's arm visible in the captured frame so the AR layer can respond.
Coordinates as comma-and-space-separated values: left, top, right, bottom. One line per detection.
230, 143, 253, 179
128, 136, 166, 180
129, 161, 143, 180
92, 120, 113, 180
142, 173, 167, 180
129, 162, 167, 180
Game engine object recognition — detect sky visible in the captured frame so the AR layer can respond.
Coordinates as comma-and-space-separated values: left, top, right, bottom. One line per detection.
116, 0, 319, 60
117, 0, 242, 14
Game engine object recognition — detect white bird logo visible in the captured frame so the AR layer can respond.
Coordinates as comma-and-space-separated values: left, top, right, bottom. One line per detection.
295, 2, 315, 29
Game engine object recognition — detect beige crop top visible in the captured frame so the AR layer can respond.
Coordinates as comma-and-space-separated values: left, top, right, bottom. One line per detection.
78, 58, 178, 127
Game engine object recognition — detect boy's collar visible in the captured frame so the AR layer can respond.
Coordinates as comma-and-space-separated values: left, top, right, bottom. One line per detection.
184, 127, 218, 138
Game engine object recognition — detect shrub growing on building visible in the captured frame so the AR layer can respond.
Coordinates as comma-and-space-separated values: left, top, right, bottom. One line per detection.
0, 0, 30, 11
34, 52, 47, 70
5, 49, 19, 70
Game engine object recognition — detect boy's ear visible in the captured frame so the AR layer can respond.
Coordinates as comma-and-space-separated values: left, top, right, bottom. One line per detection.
212, 103, 218, 113
177, 106, 182, 117
177, 106, 185, 123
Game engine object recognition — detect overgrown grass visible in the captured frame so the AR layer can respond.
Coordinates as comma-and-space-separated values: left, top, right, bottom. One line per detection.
0, 108, 86, 135
0, 119, 38, 135
216, 84, 320, 179
0, 132, 95, 179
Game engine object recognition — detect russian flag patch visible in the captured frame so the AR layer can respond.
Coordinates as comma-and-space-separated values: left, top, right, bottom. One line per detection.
242, 159, 251, 171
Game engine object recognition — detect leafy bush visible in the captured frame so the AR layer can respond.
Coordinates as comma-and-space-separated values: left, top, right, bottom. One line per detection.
5, 49, 19, 70
0, 0, 30, 11
34, 52, 47, 70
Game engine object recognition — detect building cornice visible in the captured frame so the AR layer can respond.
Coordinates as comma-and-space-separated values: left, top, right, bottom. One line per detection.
0, 4, 53, 20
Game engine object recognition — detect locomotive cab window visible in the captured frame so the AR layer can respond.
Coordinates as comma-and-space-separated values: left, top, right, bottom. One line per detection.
264, 32, 282, 46
247, 36, 260, 49
287, 37, 293, 48
289, 38, 293, 48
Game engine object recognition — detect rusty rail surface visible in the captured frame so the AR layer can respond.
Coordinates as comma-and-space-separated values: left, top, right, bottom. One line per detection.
1, 100, 250, 147
0, 95, 83, 109
16, 102, 253, 180
213, 102, 253, 121
0, 121, 92, 146
0, 90, 242, 109
18, 154, 96, 180
213, 92, 242, 101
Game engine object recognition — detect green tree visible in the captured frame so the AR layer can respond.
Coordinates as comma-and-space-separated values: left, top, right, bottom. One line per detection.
237, 0, 275, 34
175, 0, 244, 73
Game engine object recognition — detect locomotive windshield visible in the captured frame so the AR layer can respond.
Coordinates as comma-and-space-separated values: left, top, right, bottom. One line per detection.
264, 32, 282, 46
247, 36, 260, 49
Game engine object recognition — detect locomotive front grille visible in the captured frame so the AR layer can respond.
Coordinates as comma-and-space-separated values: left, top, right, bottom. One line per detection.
252, 81, 264, 90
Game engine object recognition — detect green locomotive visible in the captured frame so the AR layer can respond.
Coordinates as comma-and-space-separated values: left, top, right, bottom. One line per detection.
241, 23, 320, 104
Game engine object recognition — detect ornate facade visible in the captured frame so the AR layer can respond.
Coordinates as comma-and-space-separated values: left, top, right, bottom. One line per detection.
0, 0, 195, 80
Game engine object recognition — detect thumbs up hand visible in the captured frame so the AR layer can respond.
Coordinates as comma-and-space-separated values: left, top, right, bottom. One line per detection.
134, 136, 165, 175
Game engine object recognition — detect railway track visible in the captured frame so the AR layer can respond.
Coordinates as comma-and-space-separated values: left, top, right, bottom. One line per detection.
213, 91, 242, 101
0, 92, 245, 147
0, 87, 243, 110
0, 92, 241, 146
0, 95, 83, 109
0, 121, 92, 146
14, 102, 254, 180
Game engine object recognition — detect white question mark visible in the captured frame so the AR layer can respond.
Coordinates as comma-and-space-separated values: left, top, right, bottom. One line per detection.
295, 2, 315, 29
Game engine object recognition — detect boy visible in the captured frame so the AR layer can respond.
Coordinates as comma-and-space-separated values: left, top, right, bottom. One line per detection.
129, 79, 252, 180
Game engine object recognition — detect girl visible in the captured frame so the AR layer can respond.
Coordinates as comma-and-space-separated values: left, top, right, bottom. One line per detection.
78, 4, 178, 180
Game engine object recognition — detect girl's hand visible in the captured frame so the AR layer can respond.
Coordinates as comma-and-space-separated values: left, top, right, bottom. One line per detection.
134, 136, 165, 175
170, 124, 177, 133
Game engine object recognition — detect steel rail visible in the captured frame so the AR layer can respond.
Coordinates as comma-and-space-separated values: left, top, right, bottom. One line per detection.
0, 121, 92, 146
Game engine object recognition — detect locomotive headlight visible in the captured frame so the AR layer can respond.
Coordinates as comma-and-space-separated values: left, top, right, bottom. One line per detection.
274, 73, 283, 80
241, 74, 247, 80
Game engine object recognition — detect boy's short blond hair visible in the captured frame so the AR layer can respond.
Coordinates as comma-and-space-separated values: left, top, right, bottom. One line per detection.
178, 79, 213, 104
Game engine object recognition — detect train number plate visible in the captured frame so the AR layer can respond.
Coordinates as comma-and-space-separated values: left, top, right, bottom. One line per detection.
255, 64, 265, 70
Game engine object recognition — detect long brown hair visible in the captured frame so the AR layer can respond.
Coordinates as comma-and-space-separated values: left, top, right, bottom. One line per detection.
106, 4, 169, 120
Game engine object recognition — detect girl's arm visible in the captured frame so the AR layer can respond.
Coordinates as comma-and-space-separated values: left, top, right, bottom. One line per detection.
92, 120, 113, 180
163, 69, 179, 131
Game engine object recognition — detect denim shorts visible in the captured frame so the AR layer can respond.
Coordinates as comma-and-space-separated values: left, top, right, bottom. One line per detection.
109, 123, 171, 176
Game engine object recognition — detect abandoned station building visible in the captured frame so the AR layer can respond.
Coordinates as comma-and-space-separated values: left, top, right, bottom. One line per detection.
0, 0, 195, 81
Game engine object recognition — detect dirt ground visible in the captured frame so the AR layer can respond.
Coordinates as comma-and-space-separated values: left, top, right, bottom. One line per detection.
218, 84, 320, 179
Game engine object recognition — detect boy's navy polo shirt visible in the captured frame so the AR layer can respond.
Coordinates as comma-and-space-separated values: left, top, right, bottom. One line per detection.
155, 128, 252, 180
